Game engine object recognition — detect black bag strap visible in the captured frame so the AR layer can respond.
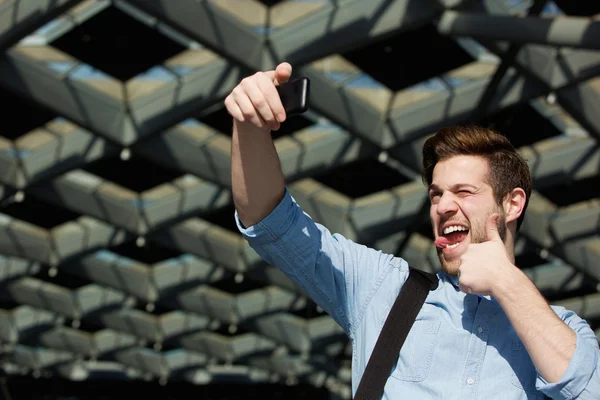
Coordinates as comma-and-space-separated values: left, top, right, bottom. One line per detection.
354, 267, 439, 400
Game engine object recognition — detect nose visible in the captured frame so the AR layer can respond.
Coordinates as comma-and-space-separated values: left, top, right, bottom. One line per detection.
436, 191, 458, 216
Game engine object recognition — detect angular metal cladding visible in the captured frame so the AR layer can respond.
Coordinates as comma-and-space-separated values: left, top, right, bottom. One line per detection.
0, 0, 597, 392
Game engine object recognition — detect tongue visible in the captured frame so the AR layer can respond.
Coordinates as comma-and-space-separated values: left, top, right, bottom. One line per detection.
434, 237, 451, 248
434, 231, 468, 248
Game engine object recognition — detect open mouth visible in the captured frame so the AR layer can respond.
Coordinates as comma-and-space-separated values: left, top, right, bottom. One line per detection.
434, 225, 469, 251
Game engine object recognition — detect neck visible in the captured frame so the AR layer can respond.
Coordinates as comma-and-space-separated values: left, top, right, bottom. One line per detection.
504, 229, 517, 264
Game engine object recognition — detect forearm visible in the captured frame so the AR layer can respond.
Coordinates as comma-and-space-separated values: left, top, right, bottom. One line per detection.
494, 267, 576, 383
231, 120, 285, 227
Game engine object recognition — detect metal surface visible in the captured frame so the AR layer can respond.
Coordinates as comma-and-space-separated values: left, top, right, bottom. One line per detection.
0, 0, 598, 397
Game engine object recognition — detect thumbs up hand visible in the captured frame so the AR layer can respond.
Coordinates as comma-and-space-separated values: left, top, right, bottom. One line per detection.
457, 213, 517, 297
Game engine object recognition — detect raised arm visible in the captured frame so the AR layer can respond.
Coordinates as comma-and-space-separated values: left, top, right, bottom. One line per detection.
225, 63, 291, 227
225, 64, 404, 335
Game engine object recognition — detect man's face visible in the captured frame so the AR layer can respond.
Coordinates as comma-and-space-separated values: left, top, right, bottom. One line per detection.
429, 155, 507, 275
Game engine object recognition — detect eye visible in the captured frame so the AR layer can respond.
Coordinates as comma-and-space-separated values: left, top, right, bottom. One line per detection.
429, 192, 441, 203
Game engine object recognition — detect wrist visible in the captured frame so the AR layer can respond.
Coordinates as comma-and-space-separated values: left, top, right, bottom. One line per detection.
490, 262, 524, 300
233, 119, 272, 136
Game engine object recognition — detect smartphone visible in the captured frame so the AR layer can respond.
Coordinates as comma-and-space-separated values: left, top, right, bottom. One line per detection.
276, 77, 310, 116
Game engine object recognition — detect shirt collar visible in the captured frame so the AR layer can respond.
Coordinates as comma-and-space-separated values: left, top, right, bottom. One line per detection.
441, 271, 460, 288
440, 271, 494, 301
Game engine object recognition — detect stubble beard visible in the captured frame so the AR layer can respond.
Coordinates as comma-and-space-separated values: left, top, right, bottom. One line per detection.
437, 208, 507, 276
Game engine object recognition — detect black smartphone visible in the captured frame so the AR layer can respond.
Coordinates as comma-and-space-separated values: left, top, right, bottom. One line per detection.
276, 77, 310, 116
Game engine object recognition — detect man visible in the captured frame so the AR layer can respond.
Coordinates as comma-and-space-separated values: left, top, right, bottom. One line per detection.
226, 62, 600, 399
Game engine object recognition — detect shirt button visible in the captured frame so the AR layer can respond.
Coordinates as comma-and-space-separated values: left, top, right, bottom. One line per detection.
477, 327, 483, 333
467, 378, 474, 385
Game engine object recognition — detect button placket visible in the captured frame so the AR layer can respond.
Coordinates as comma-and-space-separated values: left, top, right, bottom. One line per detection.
459, 299, 496, 398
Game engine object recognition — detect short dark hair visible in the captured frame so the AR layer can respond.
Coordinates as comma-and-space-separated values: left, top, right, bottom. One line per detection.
421, 125, 532, 230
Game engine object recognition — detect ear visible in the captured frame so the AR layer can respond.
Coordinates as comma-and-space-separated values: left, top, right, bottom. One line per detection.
503, 188, 526, 224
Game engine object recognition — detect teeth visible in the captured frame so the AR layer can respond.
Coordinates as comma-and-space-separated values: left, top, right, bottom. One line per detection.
443, 225, 468, 235
445, 243, 459, 249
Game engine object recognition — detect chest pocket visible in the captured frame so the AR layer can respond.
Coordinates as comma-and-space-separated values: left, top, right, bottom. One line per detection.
510, 339, 544, 397
388, 318, 441, 382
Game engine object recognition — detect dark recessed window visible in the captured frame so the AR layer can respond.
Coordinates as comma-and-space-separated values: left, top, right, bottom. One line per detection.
552, 0, 600, 16
342, 24, 474, 92
477, 101, 560, 148
0, 89, 57, 140
1, 194, 79, 229
110, 240, 182, 265
200, 203, 239, 234
537, 175, 600, 207
51, 6, 186, 81
35, 268, 90, 290
314, 158, 411, 199
272, 114, 314, 140
82, 155, 182, 193
210, 274, 267, 295
256, 0, 286, 7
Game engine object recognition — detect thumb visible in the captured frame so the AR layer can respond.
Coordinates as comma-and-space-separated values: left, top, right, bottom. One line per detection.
274, 62, 292, 85
486, 213, 502, 242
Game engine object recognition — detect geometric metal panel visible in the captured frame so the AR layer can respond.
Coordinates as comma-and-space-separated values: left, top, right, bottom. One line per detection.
0, 0, 599, 398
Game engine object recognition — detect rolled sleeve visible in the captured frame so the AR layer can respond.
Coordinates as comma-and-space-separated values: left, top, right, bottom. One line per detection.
234, 188, 399, 337
536, 311, 600, 399
235, 188, 296, 245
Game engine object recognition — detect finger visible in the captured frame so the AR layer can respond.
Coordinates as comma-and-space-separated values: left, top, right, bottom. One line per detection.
233, 88, 269, 130
255, 72, 285, 124
224, 95, 245, 122
486, 213, 501, 242
262, 62, 292, 84
241, 76, 278, 130
458, 282, 471, 294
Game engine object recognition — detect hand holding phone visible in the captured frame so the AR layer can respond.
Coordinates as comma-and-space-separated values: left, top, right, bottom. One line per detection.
276, 77, 310, 117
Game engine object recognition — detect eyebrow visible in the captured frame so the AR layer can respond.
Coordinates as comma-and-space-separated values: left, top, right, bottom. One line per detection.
428, 183, 479, 192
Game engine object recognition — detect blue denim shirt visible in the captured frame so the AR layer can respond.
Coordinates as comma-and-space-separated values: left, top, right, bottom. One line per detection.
236, 189, 600, 399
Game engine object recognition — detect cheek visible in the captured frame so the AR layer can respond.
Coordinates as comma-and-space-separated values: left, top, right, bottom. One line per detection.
460, 197, 487, 217
458, 203, 481, 229
429, 206, 437, 222
461, 200, 499, 228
